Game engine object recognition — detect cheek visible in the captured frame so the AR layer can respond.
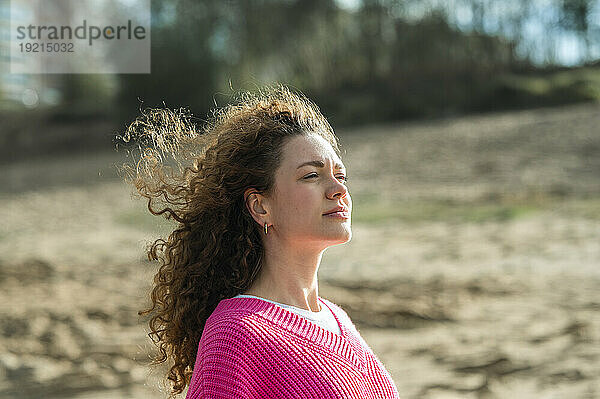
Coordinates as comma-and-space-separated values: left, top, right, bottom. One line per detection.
281, 186, 318, 216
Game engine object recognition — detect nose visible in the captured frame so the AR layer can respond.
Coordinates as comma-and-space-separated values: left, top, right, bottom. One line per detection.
326, 176, 349, 201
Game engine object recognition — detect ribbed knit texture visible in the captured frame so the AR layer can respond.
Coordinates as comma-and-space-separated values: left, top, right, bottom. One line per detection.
232, 294, 343, 335
185, 296, 400, 398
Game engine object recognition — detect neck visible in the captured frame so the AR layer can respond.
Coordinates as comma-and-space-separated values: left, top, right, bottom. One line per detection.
244, 238, 325, 312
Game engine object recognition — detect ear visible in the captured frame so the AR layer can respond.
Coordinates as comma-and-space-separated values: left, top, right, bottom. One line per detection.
244, 187, 270, 226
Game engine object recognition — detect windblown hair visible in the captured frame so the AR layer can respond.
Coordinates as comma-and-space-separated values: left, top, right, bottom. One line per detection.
117, 84, 340, 397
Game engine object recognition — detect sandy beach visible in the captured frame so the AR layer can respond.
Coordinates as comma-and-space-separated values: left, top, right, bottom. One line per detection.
0, 102, 598, 398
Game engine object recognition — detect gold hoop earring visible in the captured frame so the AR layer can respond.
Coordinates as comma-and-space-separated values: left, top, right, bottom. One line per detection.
264, 222, 268, 235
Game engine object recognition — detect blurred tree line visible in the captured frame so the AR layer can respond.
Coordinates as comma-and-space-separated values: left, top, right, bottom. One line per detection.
111, 0, 600, 126
3, 0, 600, 160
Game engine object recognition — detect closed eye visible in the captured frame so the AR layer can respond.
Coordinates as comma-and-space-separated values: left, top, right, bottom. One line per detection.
304, 173, 348, 182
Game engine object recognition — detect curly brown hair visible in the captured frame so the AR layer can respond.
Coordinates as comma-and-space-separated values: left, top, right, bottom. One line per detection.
116, 84, 341, 397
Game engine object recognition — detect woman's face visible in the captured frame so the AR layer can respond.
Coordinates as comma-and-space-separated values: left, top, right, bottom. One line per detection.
267, 133, 352, 248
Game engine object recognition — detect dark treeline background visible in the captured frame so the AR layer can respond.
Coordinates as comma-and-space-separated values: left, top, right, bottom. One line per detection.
2, 0, 600, 160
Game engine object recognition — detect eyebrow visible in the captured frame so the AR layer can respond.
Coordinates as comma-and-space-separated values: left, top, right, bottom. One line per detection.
296, 160, 345, 170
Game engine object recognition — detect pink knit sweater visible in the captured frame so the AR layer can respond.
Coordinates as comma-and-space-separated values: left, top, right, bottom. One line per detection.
185, 296, 400, 398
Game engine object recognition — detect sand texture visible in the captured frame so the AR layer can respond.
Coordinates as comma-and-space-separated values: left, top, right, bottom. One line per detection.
0, 103, 599, 398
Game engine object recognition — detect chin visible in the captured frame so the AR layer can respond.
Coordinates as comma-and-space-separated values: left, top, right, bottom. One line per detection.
327, 227, 352, 245
326, 238, 351, 248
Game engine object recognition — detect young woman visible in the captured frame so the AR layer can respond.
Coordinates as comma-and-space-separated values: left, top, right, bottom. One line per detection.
120, 85, 400, 398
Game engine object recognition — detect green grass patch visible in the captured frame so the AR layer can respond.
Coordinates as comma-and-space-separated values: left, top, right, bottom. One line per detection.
501, 67, 600, 102
353, 199, 539, 224
352, 193, 600, 225
114, 207, 176, 233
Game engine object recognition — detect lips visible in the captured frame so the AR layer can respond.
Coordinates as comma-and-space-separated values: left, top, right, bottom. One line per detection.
323, 206, 349, 215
